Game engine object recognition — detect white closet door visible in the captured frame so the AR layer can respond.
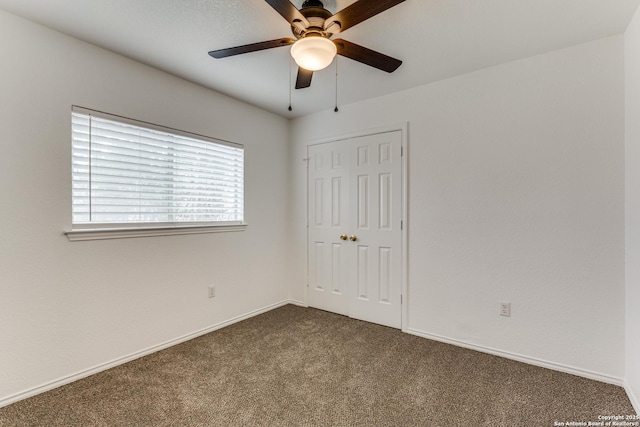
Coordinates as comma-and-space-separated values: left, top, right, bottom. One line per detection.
348, 131, 403, 328
307, 130, 403, 329
307, 140, 351, 316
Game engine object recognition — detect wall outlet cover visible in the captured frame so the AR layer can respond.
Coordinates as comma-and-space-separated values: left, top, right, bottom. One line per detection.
500, 302, 511, 317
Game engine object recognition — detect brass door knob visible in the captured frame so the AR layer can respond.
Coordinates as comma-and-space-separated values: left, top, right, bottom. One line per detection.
339, 234, 348, 241
349, 235, 358, 242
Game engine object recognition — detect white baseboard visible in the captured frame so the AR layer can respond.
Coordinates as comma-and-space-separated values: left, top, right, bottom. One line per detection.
0, 300, 296, 409
405, 327, 625, 387
287, 299, 308, 307
625, 381, 640, 414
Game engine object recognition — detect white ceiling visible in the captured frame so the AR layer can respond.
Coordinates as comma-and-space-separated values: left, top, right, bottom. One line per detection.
0, 0, 638, 118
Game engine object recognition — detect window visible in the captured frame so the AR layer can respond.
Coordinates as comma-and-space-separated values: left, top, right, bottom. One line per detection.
69, 107, 244, 239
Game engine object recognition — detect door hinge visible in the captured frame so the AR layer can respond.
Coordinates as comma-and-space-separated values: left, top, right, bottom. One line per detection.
401, 220, 403, 230
401, 146, 404, 156
401, 294, 403, 304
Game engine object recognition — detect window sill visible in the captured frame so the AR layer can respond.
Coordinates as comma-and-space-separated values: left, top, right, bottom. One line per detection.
65, 224, 247, 241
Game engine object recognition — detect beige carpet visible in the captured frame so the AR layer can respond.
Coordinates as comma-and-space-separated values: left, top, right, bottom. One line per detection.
0, 305, 635, 426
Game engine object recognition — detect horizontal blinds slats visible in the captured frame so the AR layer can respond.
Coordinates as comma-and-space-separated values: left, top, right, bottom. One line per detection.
72, 145, 243, 172
76, 215, 241, 224
75, 138, 244, 164
72, 164, 242, 183
73, 179, 243, 193
72, 111, 244, 225
72, 137, 243, 165
72, 111, 242, 149
74, 123, 242, 158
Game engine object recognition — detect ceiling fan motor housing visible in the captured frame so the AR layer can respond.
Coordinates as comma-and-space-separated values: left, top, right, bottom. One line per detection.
301, 0, 325, 7
292, 0, 336, 39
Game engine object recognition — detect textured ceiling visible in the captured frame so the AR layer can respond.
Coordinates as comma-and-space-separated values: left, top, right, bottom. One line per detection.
0, 0, 638, 118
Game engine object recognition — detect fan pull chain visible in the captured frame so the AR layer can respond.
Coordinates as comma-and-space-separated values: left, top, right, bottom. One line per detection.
334, 58, 339, 113
288, 56, 293, 112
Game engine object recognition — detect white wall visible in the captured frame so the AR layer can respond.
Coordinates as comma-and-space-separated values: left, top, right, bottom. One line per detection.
291, 36, 626, 381
625, 4, 640, 412
0, 11, 292, 405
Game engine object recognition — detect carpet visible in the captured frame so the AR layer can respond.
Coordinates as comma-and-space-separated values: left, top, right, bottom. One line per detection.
0, 305, 635, 426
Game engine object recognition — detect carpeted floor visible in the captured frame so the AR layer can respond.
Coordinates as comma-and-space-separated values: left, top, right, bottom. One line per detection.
0, 305, 635, 426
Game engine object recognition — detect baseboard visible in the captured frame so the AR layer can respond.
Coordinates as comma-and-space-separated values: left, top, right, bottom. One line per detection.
625, 381, 640, 414
0, 300, 295, 409
286, 299, 308, 307
405, 327, 625, 387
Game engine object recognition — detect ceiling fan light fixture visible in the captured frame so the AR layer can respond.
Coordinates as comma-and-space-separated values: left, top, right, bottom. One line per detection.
291, 36, 337, 71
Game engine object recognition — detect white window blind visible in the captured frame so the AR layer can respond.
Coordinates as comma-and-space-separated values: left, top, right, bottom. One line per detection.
71, 107, 244, 227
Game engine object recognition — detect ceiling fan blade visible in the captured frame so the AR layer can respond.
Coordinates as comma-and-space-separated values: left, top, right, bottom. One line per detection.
334, 39, 402, 73
264, 0, 309, 26
326, 0, 405, 33
208, 38, 295, 58
295, 68, 313, 89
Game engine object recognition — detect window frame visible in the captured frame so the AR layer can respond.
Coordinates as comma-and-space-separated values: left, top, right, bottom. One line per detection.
65, 106, 246, 241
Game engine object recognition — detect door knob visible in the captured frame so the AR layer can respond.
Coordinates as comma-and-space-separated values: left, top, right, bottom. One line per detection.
339, 234, 348, 241
349, 235, 358, 242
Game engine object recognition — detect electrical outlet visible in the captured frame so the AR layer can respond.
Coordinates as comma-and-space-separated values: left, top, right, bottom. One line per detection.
208, 286, 216, 298
500, 302, 511, 317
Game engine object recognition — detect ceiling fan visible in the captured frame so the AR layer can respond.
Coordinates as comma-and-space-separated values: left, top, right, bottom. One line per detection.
208, 0, 406, 90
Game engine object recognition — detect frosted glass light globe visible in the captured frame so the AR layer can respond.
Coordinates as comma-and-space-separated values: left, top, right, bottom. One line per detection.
291, 36, 337, 71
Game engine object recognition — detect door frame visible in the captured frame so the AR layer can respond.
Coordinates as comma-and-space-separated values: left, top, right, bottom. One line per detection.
304, 123, 409, 331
